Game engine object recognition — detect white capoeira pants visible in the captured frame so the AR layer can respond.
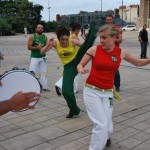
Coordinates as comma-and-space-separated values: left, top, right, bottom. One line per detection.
29, 57, 48, 89
55, 74, 79, 93
83, 86, 113, 150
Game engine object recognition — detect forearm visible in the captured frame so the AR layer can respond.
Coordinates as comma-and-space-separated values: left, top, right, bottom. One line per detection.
116, 32, 122, 44
0, 100, 12, 116
77, 63, 89, 74
28, 46, 40, 51
115, 39, 122, 43
139, 37, 142, 42
77, 64, 83, 73
41, 44, 52, 54
137, 59, 150, 66
127, 58, 150, 67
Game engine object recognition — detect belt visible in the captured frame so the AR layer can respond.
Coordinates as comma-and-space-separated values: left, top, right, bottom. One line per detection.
85, 84, 113, 92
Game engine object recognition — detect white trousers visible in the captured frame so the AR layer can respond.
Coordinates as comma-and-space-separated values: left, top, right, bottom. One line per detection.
55, 74, 79, 93
83, 87, 113, 150
24, 32, 27, 37
29, 57, 48, 89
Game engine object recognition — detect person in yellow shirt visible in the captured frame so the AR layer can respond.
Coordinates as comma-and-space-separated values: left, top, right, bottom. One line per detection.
55, 22, 81, 96
0, 49, 4, 67
41, 24, 97, 118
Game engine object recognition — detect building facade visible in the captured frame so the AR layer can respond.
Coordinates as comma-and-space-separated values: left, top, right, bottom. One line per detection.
139, 0, 150, 28
118, 5, 139, 26
122, 5, 139, 24
56, 4, 139, 27
56, 10, 114, 27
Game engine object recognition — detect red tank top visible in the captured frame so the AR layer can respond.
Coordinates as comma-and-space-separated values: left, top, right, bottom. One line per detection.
115, 25, 122, 47
86, 45, 121, 89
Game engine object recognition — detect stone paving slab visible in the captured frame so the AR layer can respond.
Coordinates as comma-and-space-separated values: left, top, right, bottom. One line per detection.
0, 31, 150, 149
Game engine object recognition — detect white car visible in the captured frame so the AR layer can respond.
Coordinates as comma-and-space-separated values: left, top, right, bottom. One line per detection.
122, 25, 136, 31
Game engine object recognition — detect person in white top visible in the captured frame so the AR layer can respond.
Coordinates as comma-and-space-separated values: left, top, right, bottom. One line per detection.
24, 26, 27, 37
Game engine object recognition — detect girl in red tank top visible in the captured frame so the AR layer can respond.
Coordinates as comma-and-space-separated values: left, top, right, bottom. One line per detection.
77, 24, 150, 150
86, 45, 121, 89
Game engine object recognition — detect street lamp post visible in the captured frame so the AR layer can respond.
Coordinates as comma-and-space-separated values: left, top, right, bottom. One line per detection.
122, 0, 123, 27
101, 0, 102, 13
48, 0, 51, 22
100, 0, 102, 25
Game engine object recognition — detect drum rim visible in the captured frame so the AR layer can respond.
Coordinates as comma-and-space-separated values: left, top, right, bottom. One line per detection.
0, 69, 42, 112
0, 69, 42, 92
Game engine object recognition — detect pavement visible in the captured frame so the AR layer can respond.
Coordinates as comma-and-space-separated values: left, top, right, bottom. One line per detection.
0, 31, 150, 150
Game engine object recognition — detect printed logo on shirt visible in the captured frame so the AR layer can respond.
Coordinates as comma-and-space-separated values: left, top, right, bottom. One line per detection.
61, 51, 72, 57
36, 39, 44, 47
43, 57, 47, 62
108, 97, 113, 107
111, 55, 118, 62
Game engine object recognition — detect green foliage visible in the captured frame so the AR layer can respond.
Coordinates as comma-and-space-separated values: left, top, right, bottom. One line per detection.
0, 0, 61, 35
0, 0, 44, 35
0, 18, 14, 35
44, 21, 59, 32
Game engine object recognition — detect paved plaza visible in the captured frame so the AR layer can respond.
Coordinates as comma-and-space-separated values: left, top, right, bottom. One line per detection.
0, 31, 150, 150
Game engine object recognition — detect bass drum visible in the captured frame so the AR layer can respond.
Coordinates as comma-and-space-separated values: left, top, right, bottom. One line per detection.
0, 67, 42, 111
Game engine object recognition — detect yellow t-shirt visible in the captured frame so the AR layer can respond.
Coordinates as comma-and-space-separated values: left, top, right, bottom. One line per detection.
56, 37, 78, 65
70, 33, 77, 39
70, 33, 80, 51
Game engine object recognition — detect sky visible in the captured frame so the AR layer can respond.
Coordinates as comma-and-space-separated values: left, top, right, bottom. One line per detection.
29, 0, 140, 21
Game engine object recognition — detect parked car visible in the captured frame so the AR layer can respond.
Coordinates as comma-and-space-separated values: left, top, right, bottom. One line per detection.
122, 25, 136, 31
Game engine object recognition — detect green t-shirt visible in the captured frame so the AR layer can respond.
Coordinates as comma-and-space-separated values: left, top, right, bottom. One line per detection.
31, 33, 46, 58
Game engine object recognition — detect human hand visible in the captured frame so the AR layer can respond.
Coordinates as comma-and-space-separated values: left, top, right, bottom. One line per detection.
47, 38, 54, 46
84, 33, 88, 38
0, 81, 2, 86
0, 50, 3, 61
36, 44, 43, 50
9, 92, 40, 111
78, 68, 89, 74
0, 55, 4, 60
139, 40, 143, 43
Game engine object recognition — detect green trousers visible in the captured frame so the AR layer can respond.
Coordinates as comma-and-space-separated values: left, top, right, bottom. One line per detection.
62, 25, 98, 115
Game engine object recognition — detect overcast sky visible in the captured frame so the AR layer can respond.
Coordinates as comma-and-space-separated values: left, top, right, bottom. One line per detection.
29, 0, 140, 21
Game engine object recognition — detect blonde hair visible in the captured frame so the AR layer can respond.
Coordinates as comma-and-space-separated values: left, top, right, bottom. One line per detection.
98, 24, 119, 37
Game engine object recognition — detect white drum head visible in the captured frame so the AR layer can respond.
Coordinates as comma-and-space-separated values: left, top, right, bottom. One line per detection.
0, 70, 41, 111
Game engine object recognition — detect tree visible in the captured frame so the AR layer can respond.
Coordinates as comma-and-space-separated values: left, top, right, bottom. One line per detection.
0, 0, 43, 35
45, 21, 59, 32
0, 18, 13, 35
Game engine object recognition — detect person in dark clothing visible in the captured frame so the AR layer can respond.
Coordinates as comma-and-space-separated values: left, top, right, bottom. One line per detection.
114, 70, 120, 91
105, 15, 122, 92
139, 24, 149, 59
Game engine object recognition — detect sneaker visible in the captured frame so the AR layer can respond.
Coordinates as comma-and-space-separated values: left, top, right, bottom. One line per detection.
113, 89, 122, 101
116, 87, 120, 92
66, 113, 74, 118
55, 86, 61, 96
74, 91, 79, 94
105, 139, 111, 147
